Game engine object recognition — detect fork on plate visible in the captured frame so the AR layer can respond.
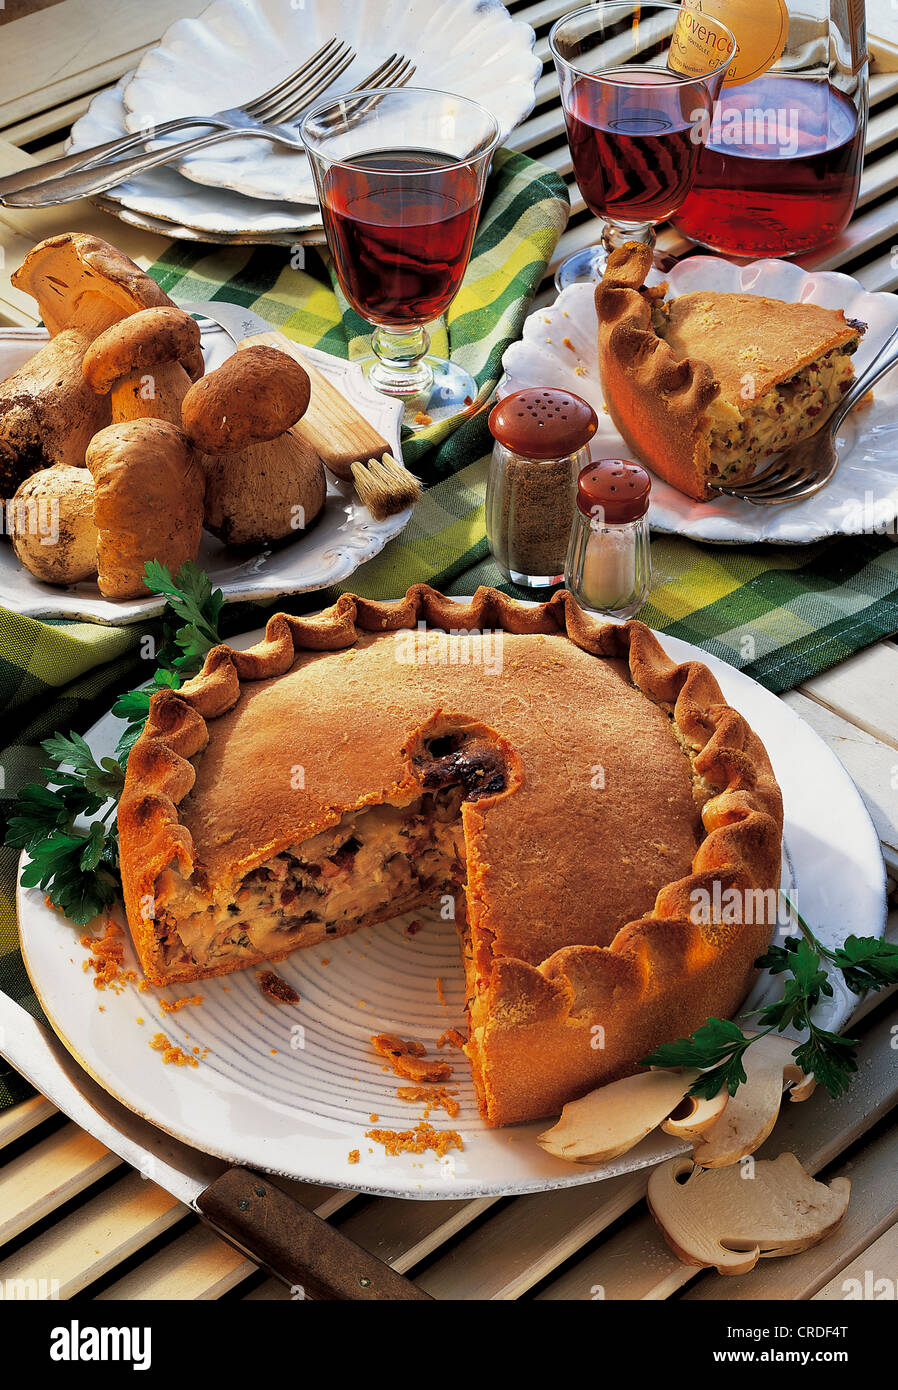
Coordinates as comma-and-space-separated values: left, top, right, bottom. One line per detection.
711, 324, 898, 506
0, 51, 416, 208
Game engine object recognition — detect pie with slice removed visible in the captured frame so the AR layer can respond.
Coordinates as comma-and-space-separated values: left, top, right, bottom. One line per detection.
596, 243, 865, 501
118, 585, 783, 1125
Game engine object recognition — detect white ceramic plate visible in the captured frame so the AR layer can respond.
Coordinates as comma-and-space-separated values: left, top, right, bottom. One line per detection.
500, 258, 898, 545
17, 618, 886, 1199
121, 0, 542, 204
0, 325, 408, 624
69, 77, 323, 242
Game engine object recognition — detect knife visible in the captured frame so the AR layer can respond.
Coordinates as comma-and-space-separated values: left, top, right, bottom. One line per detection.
0, 991, 430, 1300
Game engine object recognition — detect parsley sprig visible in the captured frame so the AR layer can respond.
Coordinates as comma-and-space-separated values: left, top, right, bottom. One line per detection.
5, 562, 224, 925
642, 895, 898, 1099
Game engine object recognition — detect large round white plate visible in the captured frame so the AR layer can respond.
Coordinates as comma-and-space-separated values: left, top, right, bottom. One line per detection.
0, 326, 408, 624
16, 617, 886, 1199
69, 77, 323, 242
500, 258, 898, 545
121, 0, 542, 204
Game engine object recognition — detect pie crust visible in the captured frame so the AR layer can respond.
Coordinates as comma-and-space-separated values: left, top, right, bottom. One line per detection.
118, 585, 783, 1126
595, 243, 864, 501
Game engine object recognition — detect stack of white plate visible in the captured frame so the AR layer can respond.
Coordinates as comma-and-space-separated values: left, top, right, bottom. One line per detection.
69, 0, 542, 246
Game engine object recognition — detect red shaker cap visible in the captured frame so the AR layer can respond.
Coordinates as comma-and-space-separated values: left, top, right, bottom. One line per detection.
577, 459, 651, 524
489, 388, 598, 461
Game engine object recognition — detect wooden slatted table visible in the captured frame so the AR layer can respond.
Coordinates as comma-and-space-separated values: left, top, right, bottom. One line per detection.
0, 0, 896, 1301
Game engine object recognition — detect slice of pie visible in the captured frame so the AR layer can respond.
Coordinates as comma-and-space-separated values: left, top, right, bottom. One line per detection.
595, 243, 865, 501
118, 585, 783, 1126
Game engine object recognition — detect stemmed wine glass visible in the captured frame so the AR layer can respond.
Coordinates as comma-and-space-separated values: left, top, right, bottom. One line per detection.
302, 87, 500, 428
550, 2, 735, 289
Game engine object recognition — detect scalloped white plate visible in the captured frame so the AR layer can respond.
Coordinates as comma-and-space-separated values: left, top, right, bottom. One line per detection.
16, 616, 886, 1198
68, 76, 324, 242
121, 0, 542, 205
500, 257, 898, 545
0, 325, 407, 624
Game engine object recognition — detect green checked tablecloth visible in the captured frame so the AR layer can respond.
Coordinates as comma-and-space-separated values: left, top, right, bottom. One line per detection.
2, 147, 898, 1111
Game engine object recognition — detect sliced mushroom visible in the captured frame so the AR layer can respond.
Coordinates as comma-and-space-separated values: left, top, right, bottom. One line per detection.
538, 1069, 714, 1164
681, 1033, 816, 1169
82, 306, 203, 425
647, 1152, 850, 1276
659, 1088, 730, 1145
181, 346, 324, 548
86, 419, 204, 599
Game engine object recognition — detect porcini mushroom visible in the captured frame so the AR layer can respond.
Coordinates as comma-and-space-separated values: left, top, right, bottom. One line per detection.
674, 1033, 816, 1169
1, 234, 177, 495
181, 346, 325, 548
0, 331, 110, 496
9, 465, 98, 585
86, 419, 204, 599
538, 1069, 727, 1165
82, 307, 204, 425
647, 1152, 850, 1276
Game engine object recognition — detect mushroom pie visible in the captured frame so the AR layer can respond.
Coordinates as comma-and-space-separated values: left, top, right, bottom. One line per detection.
119, 586, 783, 1125
596, 243, 865, 501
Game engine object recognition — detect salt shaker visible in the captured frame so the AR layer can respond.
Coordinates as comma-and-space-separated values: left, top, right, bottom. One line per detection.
485, 388, 598, 588
565, 459, 652, 620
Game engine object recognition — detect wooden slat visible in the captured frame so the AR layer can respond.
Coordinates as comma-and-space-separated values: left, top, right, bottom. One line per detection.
0, 0, 208, 129
780, 691, 898, 874
417, 1172, 649, 1300
0, 1170, 182, 1298
798, 644, 898, 750
535, 1004, 898, 1299
0, 1095, 56, 1151
0, 1123, 120, 1246
333, 1194, 498, 1275
814, 1218, 898, 1300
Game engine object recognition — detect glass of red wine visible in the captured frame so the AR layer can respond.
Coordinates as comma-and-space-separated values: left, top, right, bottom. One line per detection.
302, 88, 500, 428
550, 2, 735, 289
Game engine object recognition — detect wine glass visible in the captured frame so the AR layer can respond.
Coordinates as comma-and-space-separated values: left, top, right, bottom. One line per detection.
302, 87, 500, 429
549, 2, 735, 290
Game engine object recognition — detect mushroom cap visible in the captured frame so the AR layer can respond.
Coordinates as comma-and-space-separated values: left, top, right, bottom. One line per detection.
82, 307, 204, 395
181, 345, 311, 453
11, 233, 173, 336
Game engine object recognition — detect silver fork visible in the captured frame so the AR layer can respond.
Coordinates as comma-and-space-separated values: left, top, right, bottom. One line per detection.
3, 52, 416, 209
711, 325, 898, 506
0, 38, 352, 198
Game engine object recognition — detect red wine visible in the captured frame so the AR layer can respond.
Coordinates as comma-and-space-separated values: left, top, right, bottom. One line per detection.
673, 76, 863, 256
320, 148, 481, 327
563, 68, 712, 225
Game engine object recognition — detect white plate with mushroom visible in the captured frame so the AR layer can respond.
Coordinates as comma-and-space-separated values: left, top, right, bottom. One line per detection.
0, 323, 408, 624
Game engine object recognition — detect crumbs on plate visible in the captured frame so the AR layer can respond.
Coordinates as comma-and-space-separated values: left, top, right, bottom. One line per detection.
371, 1033, 452, 1083
365, 1122, 463, 1159
258, 970, 299, 1005
149, 1032, 200, 1067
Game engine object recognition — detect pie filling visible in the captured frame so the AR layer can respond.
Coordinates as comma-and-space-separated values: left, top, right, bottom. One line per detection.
152, 732, 510, 976
703, 342, 859, 483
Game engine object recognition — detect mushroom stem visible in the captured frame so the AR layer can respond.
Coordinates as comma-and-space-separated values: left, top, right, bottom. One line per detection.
109, 360, 193, 426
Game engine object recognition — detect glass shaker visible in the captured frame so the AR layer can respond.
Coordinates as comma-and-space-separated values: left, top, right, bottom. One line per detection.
565, 459, 652, 620
485, 388, 598, 589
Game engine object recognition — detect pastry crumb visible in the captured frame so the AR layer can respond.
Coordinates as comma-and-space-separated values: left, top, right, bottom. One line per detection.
347, 1149, 360, 1164
258, 970, 299, 1005
396, 1085, 460, 1119
160, 994, 203, 1015
371, 1033, 452, 1082
149, 1032, 198, 1067
413, 411, 433, 426
365, 1122, 463, 1158
436, 1028, 466, 1051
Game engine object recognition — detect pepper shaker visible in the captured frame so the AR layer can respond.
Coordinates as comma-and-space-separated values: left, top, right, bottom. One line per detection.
486, 388, 598, 588
565, 459, 652, 620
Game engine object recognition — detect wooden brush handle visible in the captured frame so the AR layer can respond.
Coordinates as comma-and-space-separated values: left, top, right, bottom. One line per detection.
238, 330, 391, 480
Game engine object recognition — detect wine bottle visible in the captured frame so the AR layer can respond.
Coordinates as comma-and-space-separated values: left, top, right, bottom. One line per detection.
669, 0, 868, 257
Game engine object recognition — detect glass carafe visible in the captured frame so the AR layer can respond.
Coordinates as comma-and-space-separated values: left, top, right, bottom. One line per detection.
671, 0, 868, 256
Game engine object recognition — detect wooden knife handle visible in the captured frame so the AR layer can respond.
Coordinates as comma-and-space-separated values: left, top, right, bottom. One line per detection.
238, 330, 391, 480
196, 1167, 432, 1301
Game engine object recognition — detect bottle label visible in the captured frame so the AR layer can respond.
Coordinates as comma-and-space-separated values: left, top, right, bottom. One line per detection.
669, 0, 789, 88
